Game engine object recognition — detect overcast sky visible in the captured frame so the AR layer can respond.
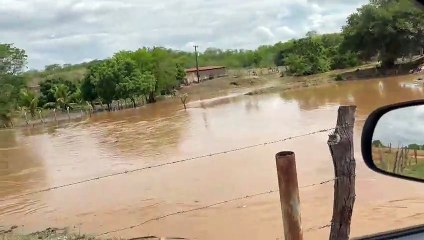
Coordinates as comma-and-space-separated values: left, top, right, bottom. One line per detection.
1, 0, 367, 70
373, 105, 424, 147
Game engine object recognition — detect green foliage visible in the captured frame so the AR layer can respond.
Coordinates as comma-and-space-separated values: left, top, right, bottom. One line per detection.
285, 54, 309, 76
39, 78, 78, 107
284, 37, 331, 75
342, 0, 424, 68
0, 43, 27, 75
0, 84, 16, 124
44, 64, 62, 72
0, 44, 27, 125
19, 89, 39, 117
80, 67, 98, 105
94, 60, 118, 108
176, 63, 186, 84
372, 140, 385, 147
54, 84, 73, 110
408, 143, 421, 150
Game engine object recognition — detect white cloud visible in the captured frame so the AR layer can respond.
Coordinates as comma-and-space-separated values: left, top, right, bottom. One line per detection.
0, 0, 368, 69
374, 105, 424, 146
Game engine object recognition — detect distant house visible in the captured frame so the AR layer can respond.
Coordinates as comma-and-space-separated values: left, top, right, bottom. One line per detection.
185, 66, 227, 84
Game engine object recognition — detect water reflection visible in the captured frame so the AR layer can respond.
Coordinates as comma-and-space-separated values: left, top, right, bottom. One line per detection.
280, 76, 424, 117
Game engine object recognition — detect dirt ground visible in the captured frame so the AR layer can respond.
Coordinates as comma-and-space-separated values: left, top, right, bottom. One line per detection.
0, 226, 184, 240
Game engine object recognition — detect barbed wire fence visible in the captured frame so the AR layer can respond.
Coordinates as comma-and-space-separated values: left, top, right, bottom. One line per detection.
96, 177, 339, 237
1, 126, 339, 203
1, 124, 357, 238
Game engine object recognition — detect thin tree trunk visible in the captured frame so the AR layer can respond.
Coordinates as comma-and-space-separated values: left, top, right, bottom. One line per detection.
148, 92, 156, 103
131, 98, 136, 108
327, 106, 356, 240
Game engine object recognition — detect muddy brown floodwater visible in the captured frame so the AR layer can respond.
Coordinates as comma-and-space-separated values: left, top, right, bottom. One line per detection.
1, 75, 424, 239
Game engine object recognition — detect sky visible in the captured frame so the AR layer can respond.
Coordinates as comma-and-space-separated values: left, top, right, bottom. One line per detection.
1, 0, 367, 70
373, 105, 424, 147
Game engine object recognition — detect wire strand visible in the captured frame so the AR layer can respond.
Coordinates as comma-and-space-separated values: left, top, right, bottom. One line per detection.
96, 177, 338, 237
1, 127, 338, 202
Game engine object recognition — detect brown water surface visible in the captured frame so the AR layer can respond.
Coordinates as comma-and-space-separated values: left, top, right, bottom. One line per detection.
1, 75, 424, 239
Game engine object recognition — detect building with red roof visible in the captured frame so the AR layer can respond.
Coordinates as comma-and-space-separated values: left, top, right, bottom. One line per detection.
185, 66, 226, 84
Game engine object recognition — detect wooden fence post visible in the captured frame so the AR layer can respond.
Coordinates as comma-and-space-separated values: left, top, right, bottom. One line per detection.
393, 150, 399, 173
275, 151, 303, 240
67, 107, 70, 120
414, 149, 418, 165
327, 105, 356, 240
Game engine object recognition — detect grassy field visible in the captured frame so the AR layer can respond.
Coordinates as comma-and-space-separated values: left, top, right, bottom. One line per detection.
372, 147, 424, 179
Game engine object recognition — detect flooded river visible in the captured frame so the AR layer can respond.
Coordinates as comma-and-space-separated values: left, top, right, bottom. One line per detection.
1, 75, 424, 239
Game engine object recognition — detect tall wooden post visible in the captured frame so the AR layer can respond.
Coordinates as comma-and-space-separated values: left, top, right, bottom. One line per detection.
393, 150, 399, 173
67, 107, 70, 120
53, 108, 57, 123
327, 106, 356, 240
275, 151, 303, 240
38, 110, 44, 124
24, 111, 29, 126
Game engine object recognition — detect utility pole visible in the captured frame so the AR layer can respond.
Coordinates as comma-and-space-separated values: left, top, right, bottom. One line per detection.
194, 45, 200, 83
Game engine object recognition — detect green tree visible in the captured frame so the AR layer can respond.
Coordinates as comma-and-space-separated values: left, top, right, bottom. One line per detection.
39, 78, 78, 107
0, 43, 27, 75
342, 0, 424, 68
0, 84, 16, 125
175, 63, 186, 84
0, 44, 27, 126
408, 143, 421, 150
284, 37, 331, 75
95, 60, 118, 110
54, 84, 72, 110
285, 54, 309, 76
80, 67, 98, 107
44, 64, 62, 72
149, 47, 178, 102
19, 89, 39, 117
372, 140, 385, 147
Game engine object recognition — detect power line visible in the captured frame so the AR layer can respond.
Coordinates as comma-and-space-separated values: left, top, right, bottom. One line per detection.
96, 177, 338, 237
1, 127, 337, 203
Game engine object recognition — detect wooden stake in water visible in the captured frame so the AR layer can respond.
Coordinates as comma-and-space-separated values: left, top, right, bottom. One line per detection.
180, 93, 188, 110
275, 151, 303, 240
53, 108, 57, 122
24, 111, 29, 125
38, 110, 44, 124
67, 107, 70, 121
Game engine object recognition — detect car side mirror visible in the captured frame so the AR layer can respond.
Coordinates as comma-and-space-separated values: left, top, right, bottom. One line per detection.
362, 100, 424, 182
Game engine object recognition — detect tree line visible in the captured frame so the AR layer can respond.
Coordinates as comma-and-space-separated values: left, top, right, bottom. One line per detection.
1, 0, 423, 126
373, 140, 424, 151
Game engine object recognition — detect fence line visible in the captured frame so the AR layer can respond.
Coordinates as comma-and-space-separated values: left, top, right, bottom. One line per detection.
1, 126, 338, 202
96, 177, 339, 237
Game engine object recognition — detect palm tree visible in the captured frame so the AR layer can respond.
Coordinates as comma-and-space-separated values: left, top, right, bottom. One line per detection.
19, 89, 39, 118
54, 84, 71, 110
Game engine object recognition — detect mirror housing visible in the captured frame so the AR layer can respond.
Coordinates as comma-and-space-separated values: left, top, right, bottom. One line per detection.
362, 100, 424, 183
